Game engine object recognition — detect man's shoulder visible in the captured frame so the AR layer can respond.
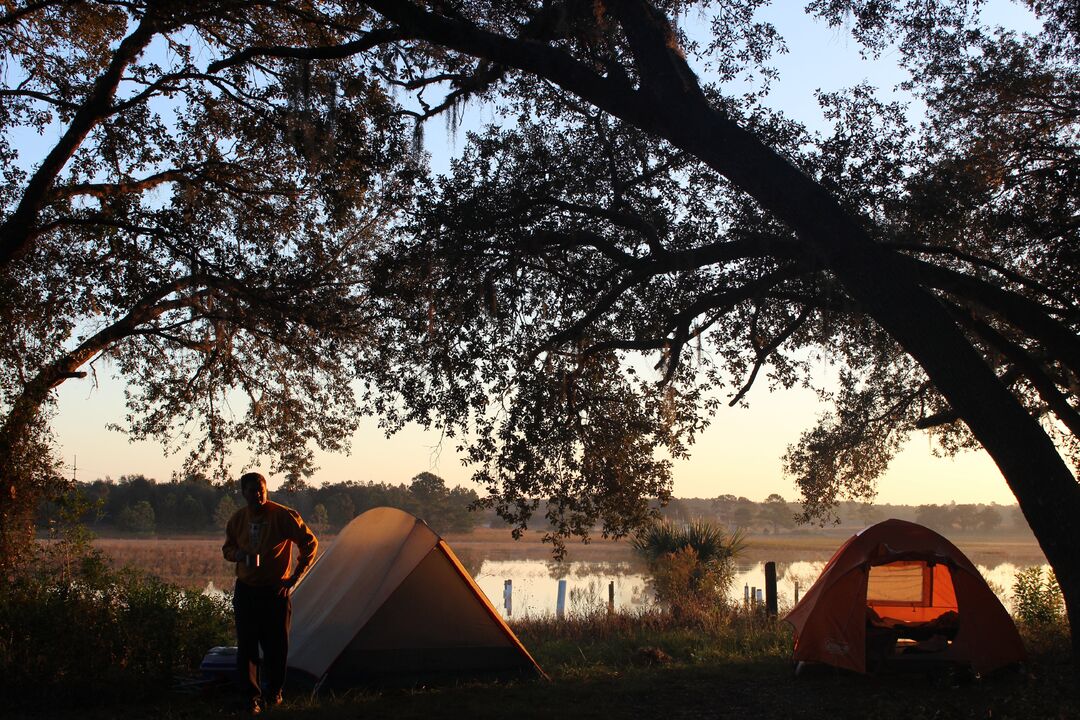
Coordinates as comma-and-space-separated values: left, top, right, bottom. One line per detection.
267, 500, 302, 520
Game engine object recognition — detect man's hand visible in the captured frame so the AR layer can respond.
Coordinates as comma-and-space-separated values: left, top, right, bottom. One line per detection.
279, 575, 298, 597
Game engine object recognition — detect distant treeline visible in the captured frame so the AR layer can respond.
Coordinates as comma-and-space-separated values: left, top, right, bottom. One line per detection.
38, 471, 480, 537
661, 494, 1034, 537
39, 474, 1030, 540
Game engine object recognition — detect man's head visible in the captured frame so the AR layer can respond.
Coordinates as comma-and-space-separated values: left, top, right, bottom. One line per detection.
240, 472, 268, 509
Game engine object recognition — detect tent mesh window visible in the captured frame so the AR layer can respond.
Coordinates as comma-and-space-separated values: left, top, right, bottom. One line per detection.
867, 561, 932, 606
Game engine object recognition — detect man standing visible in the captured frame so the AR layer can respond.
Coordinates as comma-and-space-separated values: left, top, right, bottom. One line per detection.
222, 472, 318, 715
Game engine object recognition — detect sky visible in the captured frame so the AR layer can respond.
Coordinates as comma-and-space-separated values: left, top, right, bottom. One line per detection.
46, 2, 1042, 506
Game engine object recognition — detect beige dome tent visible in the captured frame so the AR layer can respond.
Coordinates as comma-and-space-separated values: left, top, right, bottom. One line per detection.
288, 507, 543, 686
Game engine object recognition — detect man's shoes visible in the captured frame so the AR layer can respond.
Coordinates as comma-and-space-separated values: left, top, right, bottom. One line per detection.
246, 699, 262, 716
267, 691, 283, 708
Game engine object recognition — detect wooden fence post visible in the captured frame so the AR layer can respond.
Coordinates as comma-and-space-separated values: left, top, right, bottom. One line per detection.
765, 561, 778, 617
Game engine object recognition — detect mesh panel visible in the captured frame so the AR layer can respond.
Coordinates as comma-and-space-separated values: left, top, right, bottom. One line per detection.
867, 561, 927, 604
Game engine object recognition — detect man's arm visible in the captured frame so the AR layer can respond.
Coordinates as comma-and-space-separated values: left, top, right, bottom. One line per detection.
222, 512, 246, 563
283, 511, 318, 587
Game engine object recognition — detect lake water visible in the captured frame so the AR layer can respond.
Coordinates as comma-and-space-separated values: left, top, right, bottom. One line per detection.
469, 558, 1049, 619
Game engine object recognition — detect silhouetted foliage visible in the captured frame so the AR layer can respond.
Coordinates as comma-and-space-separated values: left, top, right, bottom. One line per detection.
0, 0, 420, 563
1, 493, 232, 710
4, 0, 1079, 651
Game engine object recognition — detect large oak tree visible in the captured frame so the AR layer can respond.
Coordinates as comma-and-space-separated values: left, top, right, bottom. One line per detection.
3, 0, 1078, 655
0, 0, 419, 566
333, 0, 1080, 651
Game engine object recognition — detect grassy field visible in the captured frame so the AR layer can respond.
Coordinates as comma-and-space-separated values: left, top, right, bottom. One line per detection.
10, 531, 1067, 720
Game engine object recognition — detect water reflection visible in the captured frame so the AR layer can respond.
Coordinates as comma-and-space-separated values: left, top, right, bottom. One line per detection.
471, 558, 1050, 618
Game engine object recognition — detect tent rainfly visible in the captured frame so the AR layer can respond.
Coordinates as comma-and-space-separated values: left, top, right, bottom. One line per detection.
785, 519, 1025, 674
288, 507, 543, 686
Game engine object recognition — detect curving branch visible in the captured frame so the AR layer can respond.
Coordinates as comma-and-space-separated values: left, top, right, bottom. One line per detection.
0, 0, 61, 28
581, 263, 808, 363
208, 29, 409, 74
728, 304, 811, 406
0, 13, 161, 268
49, 168, 193, 200
906, 255, 1080, 379
889, 240, 1069, 307
0, 88, 80, 111
547, 198, 668, 256
946, 301, 1080, 438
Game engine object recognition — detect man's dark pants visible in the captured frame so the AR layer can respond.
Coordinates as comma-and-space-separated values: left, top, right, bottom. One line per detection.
234, 579, 291, 702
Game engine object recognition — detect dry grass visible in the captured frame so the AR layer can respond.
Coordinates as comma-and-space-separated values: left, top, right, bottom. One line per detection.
91, 529, 1046, 592
92, 537, 239, 591
49, 606, 1078, 720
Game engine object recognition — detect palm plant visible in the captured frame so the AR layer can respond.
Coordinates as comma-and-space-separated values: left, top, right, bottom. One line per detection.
631, 519, 746, 565
631, 519, 747, 611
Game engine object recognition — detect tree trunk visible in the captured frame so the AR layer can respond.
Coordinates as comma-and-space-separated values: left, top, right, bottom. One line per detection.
662, 90, 1080, 658
0, 375, 58, 573
0, 281, 191, 568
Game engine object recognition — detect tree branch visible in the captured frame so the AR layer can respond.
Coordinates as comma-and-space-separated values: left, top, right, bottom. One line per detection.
947, 302, 1080, 438
0, 13, 161, 268
729, 305, 811, 406
0, 88, 80, 111
207, 28, 409, 73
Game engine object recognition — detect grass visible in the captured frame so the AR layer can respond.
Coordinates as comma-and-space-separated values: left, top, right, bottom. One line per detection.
14, 605, 1075, 720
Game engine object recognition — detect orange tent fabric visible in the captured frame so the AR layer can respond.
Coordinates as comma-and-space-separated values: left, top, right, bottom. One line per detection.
784, 519, 1025, 674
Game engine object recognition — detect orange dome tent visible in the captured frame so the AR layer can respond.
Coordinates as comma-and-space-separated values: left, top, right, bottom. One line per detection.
785, 519, 1025, 674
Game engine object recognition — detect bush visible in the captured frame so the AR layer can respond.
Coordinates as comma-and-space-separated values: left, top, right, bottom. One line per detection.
630, 519, 745, 615
0, 513, 232, 709
1012, 565, 1069, 655
1013, 565, 1065, 627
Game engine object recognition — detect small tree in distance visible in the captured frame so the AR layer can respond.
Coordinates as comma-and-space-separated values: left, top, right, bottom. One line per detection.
115, 501, 155, 535
761, 494, 795, 534
212, 495, 238, 530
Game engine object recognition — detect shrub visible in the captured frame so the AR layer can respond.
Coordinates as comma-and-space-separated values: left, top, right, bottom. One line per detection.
1013, 566, 1065, 626
0, 502, 232, 709
630, 519, 745, 615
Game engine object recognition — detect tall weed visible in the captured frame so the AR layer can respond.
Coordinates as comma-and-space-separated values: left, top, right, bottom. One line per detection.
630, 519, 745, 614
511, 604, 790, 671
